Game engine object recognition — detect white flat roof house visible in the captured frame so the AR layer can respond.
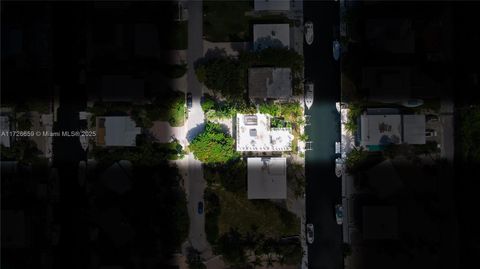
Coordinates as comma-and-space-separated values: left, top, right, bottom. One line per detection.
96, 116, 141, 146
249, 67, 292, 100
253, 24, 290, 51
360, 113, 426, 150
0, 116, 11, 147
254, 0, 290, 11
236, 114, 293, 152
248, 157, 287, 199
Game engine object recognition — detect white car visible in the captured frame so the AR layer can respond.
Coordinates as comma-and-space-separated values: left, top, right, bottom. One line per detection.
305, 21, 314, 45
306, 223, 314, 244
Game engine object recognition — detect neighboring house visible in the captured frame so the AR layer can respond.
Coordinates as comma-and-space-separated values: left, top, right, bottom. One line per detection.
134, 23, 161, 58
360, 113, 426, 150
1, 115, 11, 147
98, 75, 146, 103
253, 24, 290, 51
248, 67, 292, 100
101, 160, 132, 195
362, 66, 412, 103
365, 18, 415, 54
247, 157, 287, 199
236, 114, 293, 152
362, 206, 399, 240
366, 159, 404, 199
91, 207, 134, 247
96, 116, 141, 147
254, 0, 290, 11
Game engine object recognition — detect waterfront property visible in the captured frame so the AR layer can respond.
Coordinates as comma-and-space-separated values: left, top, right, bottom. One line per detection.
236, 113, 293, 152
96, 116, 141, 147
253, 24, 290, 51
360, 113, 426, 150
254, 0, 290, 11
248, 67, 292, 101
247, 157, 287, 199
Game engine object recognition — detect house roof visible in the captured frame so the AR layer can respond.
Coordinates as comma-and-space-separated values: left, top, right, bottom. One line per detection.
100, 75, 145, 102
254, 0, 290, 11
253, 24, 290, 51
96, 116, 141, 146
367, 160, 404, 198
247, 157, 287, 199
248, 68, 292, 99
0, 116, 10, 147
360, 114, 402, 147
402, 115, 426, 144
362, 206, 398, 240
362, 66, 412, 102
236, 113, 293, 152
101, 160, 132, 195
366, 18, 415, 54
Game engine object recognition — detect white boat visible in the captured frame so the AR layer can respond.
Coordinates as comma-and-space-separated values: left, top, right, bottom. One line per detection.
336, 102, 341, 113
306, 223, 314, 244
335, 141, 341, 154
335, 158, 344, 178
79, 135, 89, 151
333, 40, 341, 61
305, 21, 314, 45
304, 82, 314, 109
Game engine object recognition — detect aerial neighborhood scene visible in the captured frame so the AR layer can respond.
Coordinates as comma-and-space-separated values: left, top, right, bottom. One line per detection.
1, 1, 479, 269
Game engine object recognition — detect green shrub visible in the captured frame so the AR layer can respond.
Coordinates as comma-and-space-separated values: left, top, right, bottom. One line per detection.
189, 122, 239, 163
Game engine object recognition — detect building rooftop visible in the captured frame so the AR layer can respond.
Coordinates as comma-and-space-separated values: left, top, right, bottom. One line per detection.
362, 206, 398, 240
248, 68, 292, 100
236, 114, 293, 152
0, 116, 11, 147
96, 116, 141, 147
247, 157, 287, 199
254, 0, 290, 11
360, 114, 402, 147
367, 160, 404, 198
403, 115, 426, 144
100, 75, 145, 103
101, 160, 132, 195
253, 24, 290, 51
366, 18, 415, 54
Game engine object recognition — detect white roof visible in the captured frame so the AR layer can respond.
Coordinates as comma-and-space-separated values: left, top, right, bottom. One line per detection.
253, 24, 290, 51
248, 157, 287, 199
403, 114, 426, 144
102, 117, 141, 146
0, 116, 11, 147
254, 0, 290, 11
360, 114, 402, 147
236, 114, 293, 152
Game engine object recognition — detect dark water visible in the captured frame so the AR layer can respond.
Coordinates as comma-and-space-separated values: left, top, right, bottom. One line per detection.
304, 1, 342, 269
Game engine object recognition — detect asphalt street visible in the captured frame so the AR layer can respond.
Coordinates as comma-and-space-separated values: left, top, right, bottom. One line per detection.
304, 1, 343, 269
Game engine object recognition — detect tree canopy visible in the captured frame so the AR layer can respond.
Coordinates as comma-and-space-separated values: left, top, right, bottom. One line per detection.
189, 122, 239, 163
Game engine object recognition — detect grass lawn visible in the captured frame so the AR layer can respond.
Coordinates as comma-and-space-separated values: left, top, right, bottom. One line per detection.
204, 1, 251, 42
166, 21, 188, 50
216, 189, 300, 238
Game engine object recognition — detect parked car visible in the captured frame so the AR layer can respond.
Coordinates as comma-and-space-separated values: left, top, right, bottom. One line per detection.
426, 114, 439, 122
335, 204, 343, 225
426, 129, 437, 137
197, 201, 203, 214
186, 92, 193, 110
306, 223, 314, 244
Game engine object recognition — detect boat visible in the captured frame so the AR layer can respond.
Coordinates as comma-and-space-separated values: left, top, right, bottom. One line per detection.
304, 82, 314, 109
306, 223, 314, 244
335, 158, 344, 178
333, 40, 341, 61
335, 204, 344, 225
336, 102, 341, 113
304, 21, 314, 45
79, 135, 89, 151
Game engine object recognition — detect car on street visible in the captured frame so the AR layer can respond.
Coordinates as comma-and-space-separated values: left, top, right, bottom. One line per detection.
426, 114, 439, 122
186, 92, 193, 110
426, 129, 437, 137
197, 201, 203, 214
306, 223, 314, 244
335, 204, 343, 225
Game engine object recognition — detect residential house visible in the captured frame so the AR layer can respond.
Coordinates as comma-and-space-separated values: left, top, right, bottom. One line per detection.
253, 24, 290, 51
254, 0, 290, 11
248, 67, 292, 101
247, 157, 287, 199
96, 116, 141, 147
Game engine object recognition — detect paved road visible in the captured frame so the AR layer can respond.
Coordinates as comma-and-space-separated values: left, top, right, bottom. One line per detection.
185, 0, 209, 255
304, 2, 343, 269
